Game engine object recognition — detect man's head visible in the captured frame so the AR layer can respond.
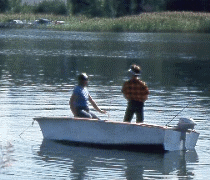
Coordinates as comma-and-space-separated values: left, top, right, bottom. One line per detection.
128, 64, 141, 76
78, 73, 88, 86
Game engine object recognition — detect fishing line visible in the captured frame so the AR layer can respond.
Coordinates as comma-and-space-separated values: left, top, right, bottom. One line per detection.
107, 92, 111, 120
107, 84, 113, 120
165, 98, 196, 126
19, 120, 35, 137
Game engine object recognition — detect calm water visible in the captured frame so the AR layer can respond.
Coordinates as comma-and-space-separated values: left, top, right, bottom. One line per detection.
0, 29, 210, 179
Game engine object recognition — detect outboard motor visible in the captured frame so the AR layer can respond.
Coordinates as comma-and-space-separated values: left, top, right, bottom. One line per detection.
176, 118, 196, 150
177, 118, 196, 131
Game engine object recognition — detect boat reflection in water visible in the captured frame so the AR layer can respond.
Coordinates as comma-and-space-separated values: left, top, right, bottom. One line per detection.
38, 139, 198, 179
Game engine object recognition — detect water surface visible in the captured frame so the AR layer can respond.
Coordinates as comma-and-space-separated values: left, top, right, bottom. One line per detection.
0, 29, 210, 179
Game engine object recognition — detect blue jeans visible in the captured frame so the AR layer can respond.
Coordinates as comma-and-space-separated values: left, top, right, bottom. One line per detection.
124, 101, 144, 123
75, 106, 99, 119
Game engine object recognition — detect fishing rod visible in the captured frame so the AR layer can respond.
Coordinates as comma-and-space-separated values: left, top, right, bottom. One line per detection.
165, 98, 196, 126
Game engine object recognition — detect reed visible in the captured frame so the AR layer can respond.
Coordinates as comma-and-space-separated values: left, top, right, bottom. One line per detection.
1, 11, 210, 33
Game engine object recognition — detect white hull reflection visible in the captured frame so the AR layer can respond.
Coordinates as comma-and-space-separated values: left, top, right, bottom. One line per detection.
38, 139, 198, 179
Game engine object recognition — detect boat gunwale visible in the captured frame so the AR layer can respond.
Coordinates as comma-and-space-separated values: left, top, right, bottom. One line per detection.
33, 116, 200, 134
33, 116, 171, 130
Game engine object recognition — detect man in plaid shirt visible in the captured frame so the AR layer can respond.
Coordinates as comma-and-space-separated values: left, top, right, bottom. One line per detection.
122, 64, 149, 123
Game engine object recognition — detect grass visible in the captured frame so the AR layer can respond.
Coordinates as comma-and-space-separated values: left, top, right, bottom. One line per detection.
1, 11, 210, 33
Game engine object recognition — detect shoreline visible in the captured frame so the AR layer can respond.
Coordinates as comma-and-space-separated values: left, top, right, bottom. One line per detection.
1, 12, 210, 33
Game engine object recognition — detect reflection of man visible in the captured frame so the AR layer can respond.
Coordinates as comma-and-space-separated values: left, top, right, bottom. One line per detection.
125, 164, 144, 180
122, 64, 149, 123
70, 156, 87, 180
0, 55, 6, 78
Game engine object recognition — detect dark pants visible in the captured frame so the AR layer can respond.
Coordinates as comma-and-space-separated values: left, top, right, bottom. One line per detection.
124, 100, 144, 123
75, 106, 99, 119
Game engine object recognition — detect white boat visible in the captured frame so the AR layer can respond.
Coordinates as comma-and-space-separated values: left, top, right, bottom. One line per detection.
34, 117, 199, 152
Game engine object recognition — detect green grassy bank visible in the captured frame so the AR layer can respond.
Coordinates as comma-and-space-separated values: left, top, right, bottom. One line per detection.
1, 11, 210, 33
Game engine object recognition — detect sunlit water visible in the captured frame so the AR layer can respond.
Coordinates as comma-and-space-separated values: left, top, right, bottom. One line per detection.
0, 29, 210, 179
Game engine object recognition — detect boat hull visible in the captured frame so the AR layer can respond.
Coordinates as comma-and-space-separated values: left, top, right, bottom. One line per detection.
34, 117, 199, 152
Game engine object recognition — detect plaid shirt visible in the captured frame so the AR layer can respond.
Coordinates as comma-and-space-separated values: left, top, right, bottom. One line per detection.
122, 78, 149, 102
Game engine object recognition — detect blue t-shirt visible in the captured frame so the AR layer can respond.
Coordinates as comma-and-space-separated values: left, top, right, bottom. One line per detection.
73, 85, 89, 108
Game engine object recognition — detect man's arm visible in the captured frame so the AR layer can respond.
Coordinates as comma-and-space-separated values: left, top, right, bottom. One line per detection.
89, 95, 106, 114
69, 94, 77, 116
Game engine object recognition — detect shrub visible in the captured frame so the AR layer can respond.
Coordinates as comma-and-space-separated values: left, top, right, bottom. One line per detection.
0, 0, 10, 12
33, 0, 68, 15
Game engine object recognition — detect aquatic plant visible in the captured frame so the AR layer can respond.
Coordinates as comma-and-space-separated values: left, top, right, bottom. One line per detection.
1, 11, 210, 33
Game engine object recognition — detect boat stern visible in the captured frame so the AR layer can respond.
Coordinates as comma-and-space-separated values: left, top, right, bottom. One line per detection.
164, 118, 199, 151
164, 129, 199, 151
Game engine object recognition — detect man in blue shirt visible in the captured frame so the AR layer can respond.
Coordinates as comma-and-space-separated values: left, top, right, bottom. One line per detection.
70, 73, 106, 119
